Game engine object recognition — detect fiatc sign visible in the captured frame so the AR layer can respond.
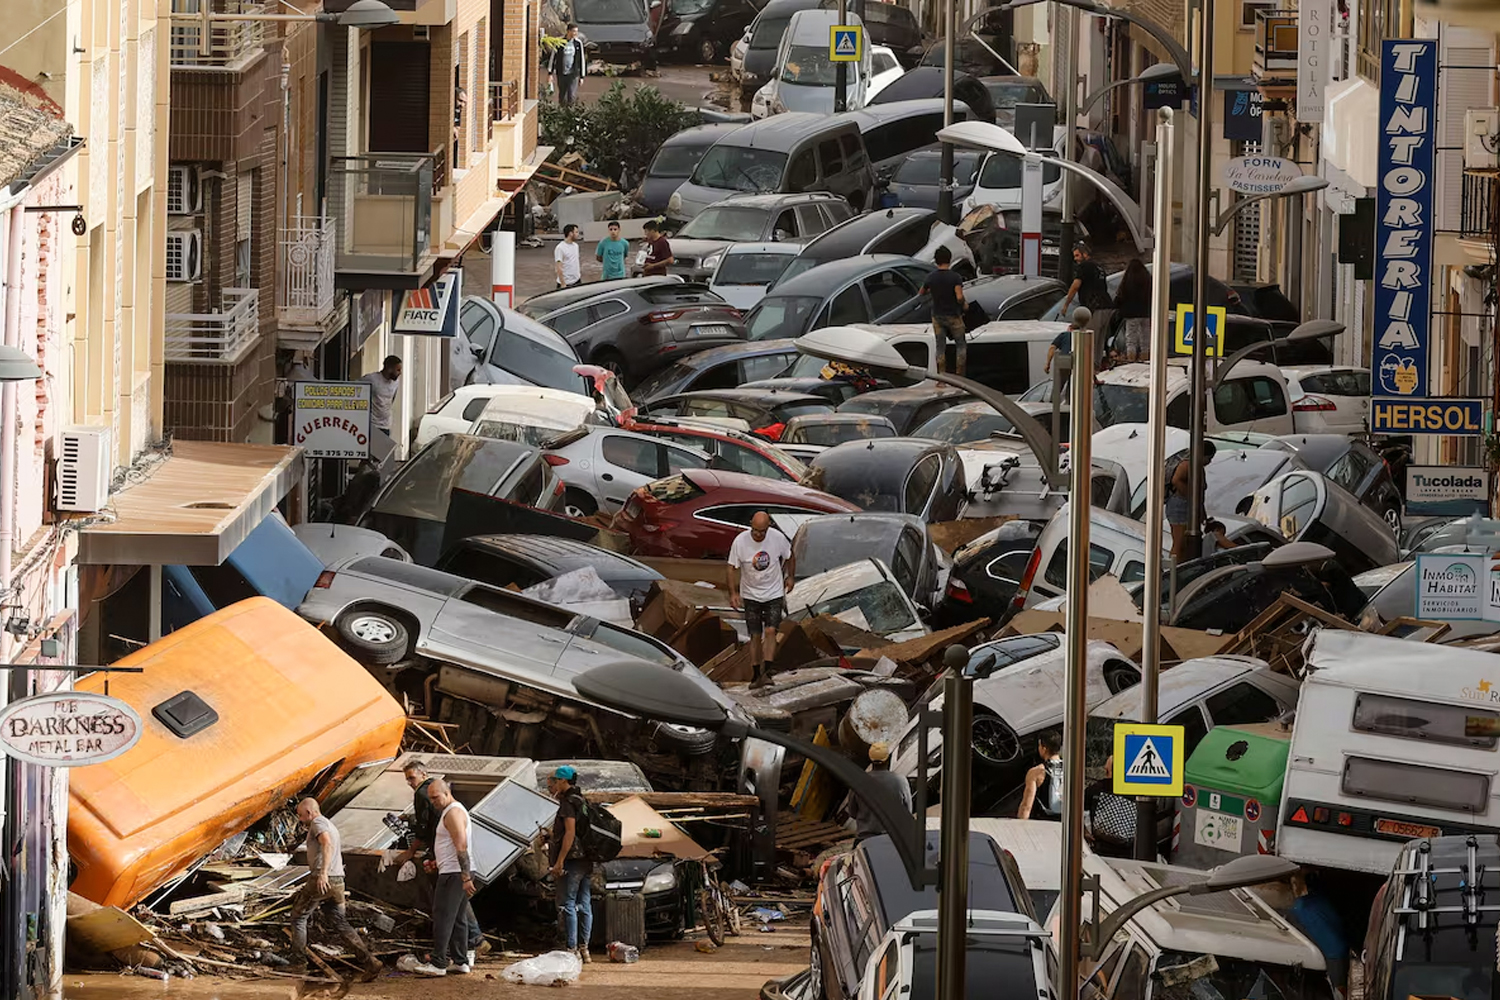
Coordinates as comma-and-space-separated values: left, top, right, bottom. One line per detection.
0, 692, 142, 767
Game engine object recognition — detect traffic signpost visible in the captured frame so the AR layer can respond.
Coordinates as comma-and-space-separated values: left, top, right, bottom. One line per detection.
829, 25, 861, 61
1173, 305, 1226, 357
1113, 723, 1186, 798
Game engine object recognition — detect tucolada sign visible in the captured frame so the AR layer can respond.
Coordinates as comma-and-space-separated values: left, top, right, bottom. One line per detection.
1221, 156, 1306, 195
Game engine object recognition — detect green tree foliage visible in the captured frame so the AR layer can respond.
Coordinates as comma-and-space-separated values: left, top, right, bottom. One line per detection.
540, 82, 700, 183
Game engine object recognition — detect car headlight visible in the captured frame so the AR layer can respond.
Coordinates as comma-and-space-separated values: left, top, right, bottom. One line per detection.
673, 20, 693, 34
702, 251, 724, 271
643, 863, 677, 894
667, 191, 683, 215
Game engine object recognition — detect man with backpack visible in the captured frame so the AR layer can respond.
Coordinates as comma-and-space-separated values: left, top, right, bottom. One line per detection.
546, 765, 605, 963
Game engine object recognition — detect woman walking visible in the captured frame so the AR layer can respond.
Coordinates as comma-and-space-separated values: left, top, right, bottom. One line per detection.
1114, 259, 1152, 362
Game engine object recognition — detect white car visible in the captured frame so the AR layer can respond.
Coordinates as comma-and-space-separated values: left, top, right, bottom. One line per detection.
960, 134, 1067, 217
864, 44, 904, 101
450, 296, 586, 394
418, 385, 536, 450
857, 910, 1049, 1000
707, 242, 803, 310
785, 558, 928, 643
545, 426, 712, 517
466, 387, 610, 446
1281, 365, 1370, 435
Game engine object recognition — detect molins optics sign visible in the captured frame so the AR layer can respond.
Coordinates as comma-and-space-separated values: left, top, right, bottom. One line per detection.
1370, 40, 1446, 435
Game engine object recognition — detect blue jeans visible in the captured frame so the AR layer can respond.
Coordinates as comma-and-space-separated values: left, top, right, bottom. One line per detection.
556, 862, 593, 949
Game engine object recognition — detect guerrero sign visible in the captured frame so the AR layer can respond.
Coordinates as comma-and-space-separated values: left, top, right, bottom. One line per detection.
293, 382, 372, 460
1222, 155, 1305, 195
1370, 40, 1438, 431
0, 691, 142, 766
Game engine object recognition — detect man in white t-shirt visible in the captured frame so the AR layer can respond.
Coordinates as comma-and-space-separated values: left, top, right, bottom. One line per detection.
727, 511, 794, 688
361, 355, 401, 436
554, 224, 582, 288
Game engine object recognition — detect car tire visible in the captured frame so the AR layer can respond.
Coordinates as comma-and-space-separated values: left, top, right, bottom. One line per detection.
808, 923, 829, 1000
971, 710, 1021, 766
698, 38, 718, 64
335, 608, 409, 666
652, 721, 720, 756
592, 348, 631, 387
564, 488, 600, 519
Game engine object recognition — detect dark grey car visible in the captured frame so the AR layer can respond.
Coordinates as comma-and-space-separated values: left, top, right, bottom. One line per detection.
647, 191, 853, 280
802, 437, 966, 524
888, 150, 981, 211
737, 0, 823, 102
774, 208, 949, 286
576, 0, 658, 67
792, 511, 946, 607
636, 123, 742, 213
742, 254, 931, 341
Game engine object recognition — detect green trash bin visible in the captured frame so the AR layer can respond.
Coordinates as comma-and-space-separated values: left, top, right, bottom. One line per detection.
1174, 723, 1291, 869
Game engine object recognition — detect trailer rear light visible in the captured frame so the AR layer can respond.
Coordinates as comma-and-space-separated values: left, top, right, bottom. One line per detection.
314, 571, 336, 589
543, 453, 570, 466
644, 310, 685, 323
1294, 395, 1336, 412
946, 578, 972, 603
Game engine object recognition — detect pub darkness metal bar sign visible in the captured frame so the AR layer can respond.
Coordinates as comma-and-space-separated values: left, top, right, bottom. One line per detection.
1370, 40, 1481, 436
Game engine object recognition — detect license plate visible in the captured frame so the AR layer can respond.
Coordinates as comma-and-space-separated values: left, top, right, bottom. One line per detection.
689, 324, 734, 338
1375, 818, 1442, 839
1193, 809, 1242, 851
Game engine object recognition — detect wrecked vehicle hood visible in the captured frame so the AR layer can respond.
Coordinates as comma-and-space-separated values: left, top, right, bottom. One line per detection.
785, 558, 928, 642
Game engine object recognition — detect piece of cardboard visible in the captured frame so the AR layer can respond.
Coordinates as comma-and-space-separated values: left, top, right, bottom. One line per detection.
65, 896, 154, 955
866, 618, 992, 668
1003, 610, 1231, 664
636, 557, 730, 590
608, 795, 711, 861
927, 516, 1016, 554
667, 607, 739, 667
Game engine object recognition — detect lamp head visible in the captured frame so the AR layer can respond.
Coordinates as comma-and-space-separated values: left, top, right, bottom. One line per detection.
338, 0, 402, 28
0, 346, 43, 382
935, 121, 1028, 158
1280, 175, 1330, 196
1196, 854, 1299, 893
795, 327, 924, 380
1138, 63, 1181, 83
1286, 319, 1344, 342
574, 661, 730, 729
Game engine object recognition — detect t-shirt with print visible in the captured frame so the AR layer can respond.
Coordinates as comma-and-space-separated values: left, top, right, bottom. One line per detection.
728, 527, 792, 601
643, 236, 673, 275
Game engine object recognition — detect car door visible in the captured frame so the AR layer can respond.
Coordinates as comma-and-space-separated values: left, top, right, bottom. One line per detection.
902, 453, 941, 519
822, 282, 872, 328
1212, 374, 1292, 433
425, 585, 575, 679
598, 432, 708, 509
865, 268, 921, 322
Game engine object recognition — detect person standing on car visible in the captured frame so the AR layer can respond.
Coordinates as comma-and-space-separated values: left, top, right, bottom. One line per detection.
596, 221, 629, 281
1167, 441, 1215, 561
549, 24, 587, 107
1114, 258, 1152, 362
288, 798, 383, 980
414, 779, 476, 977
555, 224, 582, 288
546, 765, 594, 964
921, 246, 968, 375
727, 511, 795, 689
1059, 243, 1110, 317
641, 219, 674, 277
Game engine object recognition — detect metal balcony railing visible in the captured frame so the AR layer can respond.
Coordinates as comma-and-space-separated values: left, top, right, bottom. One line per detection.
490, 80, 521, 123
1462, 173, 1497, 240
165, 288, 260, 364
328, 153, 434, 275
278, 216, 336, 325
1253, 9, 1299, 79
169, 0, 272, 69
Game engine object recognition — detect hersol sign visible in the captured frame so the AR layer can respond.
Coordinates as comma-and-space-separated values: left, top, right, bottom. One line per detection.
0, 691, 142, 766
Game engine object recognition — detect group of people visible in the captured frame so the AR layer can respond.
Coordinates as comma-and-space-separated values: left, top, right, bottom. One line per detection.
286, 760, 598, 979
554, 219, 674, 289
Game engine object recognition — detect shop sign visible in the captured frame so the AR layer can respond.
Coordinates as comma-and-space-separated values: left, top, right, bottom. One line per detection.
1222, 155, 1304, 195
393, 272, 460, 337
1408, 466, 1489, 505
1416, 553, 1486, 620
1371, 40, 1438, 422
0, 691, 142, 766
1223, 88, 1264, 142
293, 381, 372, 459
1297, 0, 1332, 122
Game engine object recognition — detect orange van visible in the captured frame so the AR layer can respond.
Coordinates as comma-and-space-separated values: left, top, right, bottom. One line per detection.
68, 597, 406, 907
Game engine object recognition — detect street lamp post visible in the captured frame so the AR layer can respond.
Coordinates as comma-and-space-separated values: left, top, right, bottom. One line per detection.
1184, 0, 1217, 565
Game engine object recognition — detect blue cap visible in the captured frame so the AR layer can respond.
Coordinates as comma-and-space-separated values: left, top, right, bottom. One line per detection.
553, 765, 578, 781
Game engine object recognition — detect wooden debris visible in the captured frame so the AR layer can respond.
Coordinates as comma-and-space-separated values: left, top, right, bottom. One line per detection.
775, 815, 852, 851
789, 725, 836, 824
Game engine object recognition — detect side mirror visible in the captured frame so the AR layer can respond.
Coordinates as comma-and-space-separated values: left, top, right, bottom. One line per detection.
772, 228, 791, 241
471, 344, 486, 360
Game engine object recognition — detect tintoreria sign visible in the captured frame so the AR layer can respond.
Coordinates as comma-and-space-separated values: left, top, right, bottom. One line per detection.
0, 691, 143, 767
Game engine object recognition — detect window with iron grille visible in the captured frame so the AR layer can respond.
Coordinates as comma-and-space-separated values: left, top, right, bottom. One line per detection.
1232, 139, 1262, 282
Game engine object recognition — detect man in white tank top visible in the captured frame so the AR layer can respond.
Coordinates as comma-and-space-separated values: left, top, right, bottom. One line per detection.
413, 779, 478, 977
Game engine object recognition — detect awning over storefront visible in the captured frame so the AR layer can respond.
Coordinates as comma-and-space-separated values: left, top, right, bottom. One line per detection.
78, 441, 304, 566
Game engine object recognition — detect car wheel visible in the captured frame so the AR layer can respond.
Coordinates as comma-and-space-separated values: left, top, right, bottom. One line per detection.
564, 488, 599, 519
971, 711, 1021, 766
592, 349, 631, 387
698, 38, 718, 63
652, 721, 719, 756
335, 609, 409, 666
808, 923, 828, 1000
1384, 505, 1402, 533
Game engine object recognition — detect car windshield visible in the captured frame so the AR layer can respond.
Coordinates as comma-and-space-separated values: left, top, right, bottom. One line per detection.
909, 938, 1038, 1000
650, 144, 710, 179
1094, 383, 1149, 425
988, 81, 1048, 107
788, 419, 895, 446
800, 579, 915, 632
912, 407, 1015, 444
374, 436, 529, 522
977, 153, 1062, 189
1392, 963, 1493, 1000
745, 295, 821, 340
802, 460, 902, 511
717, 252, 797, 286
574, 0, 644, 23
751, 14, 791, 48
495, 324, 584, 391
670, 0, 712, 12
691, 145, 788, 193
678, 206, 770, 241
782, 44, 839, 85
472, 419, 579, 447
895, 153, 979, 186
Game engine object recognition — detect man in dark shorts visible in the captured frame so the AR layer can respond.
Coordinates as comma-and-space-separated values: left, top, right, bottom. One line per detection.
726, 510, 794, 688
920, 246, 968, 374
641, 219, 674, 277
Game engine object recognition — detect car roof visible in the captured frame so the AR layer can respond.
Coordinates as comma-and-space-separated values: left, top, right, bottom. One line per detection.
787, 8, 851, 41
711, 191, 844, 210
856, 831, 1017, 924
522, 276, 680, 315
797, 208, 934, 258
662, 122, 744, 148
811, 435, 948, 470
768, 254, 925, 294
838, 98, 963, 128
680, 467, 860, 506
1090, 656, 1268, 721
717, 112, 852, 150
722, 241, 804, 258
1262, 433, 1356, 470
455, 534, 662, 579
664, 387, 827, 404
841, 382, 971, 405
785, 412, 896, 426
757, 0, 822, 15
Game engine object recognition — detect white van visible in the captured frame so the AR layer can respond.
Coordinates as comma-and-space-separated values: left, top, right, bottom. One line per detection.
1279, 629, 1500, 874
465, 387, 608, 445
752, 10, 871, 117
1095, 359, 1295, 436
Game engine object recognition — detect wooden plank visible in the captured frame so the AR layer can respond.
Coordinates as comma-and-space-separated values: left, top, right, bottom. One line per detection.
584, 791, 761, 808
168, 886, 247, 915
66, 903, 155, 954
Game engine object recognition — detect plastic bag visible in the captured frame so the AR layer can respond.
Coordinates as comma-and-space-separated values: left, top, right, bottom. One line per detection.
396, 861, 417, 882
501, 950, 583, 985
522, 566, 617, 605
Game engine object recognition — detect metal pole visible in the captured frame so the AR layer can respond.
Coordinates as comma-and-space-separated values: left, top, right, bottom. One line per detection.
836, 0, 849, 112
1137, 106, 1175, 863
1185, 0, 1215, 560
1059, 312, 1095, 1000
1058, 4, 1079, 286
936, 0, 958, 224
935, 666, 973, 1000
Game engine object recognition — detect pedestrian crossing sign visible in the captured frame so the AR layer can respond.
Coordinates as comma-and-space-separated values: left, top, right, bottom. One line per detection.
1112, 723, 1185, 797
1173, 305, 1227, 357
830, 25, 862, 62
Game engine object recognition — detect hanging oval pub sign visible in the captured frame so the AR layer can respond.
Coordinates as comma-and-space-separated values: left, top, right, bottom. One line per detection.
0, 691, 142, 767
1221, 155, 1306, 195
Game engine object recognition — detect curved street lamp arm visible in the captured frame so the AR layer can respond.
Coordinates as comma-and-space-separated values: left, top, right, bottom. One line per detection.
1086, 884, 1193, 959
1049, 158, 1152, 251
1082, 77, 1135, 116
999, 0, 1194, 81
1211, 188, 1284, 236
723, 720, 929, 891
923, 369, 1067, 489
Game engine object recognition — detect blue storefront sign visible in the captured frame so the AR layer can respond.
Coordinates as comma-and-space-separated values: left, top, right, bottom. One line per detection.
1223, 88, 1264, 142
1372, 40, 1439, 425
1143, 77, 1186, 110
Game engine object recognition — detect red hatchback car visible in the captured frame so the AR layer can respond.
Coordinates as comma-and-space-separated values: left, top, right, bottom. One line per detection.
615, 468, 860, 559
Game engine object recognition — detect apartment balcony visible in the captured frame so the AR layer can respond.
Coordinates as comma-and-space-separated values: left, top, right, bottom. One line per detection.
279, 216, 338, 327
491, 80, 541, 179
169, 0, 272, 70
1253, 10, 1298, 84
328, 152, 442, 289
166, 288, 260, 365
1462, 174, 1497, 241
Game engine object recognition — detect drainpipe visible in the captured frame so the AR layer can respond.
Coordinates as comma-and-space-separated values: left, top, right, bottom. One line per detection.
0, 202, 23, 664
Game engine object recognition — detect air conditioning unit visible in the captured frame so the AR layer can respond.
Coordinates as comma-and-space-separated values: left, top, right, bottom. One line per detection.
1465, 109, 1499, 171
56, 426, 112, 513
166, 165, 201, 215
166, 230, 201, 282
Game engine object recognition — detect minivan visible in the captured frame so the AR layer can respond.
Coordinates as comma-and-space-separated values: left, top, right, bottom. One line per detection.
752, 10, 871, 117
736, 0, 824, 105
840, 98, 972, 177
667, 113, 877, 220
